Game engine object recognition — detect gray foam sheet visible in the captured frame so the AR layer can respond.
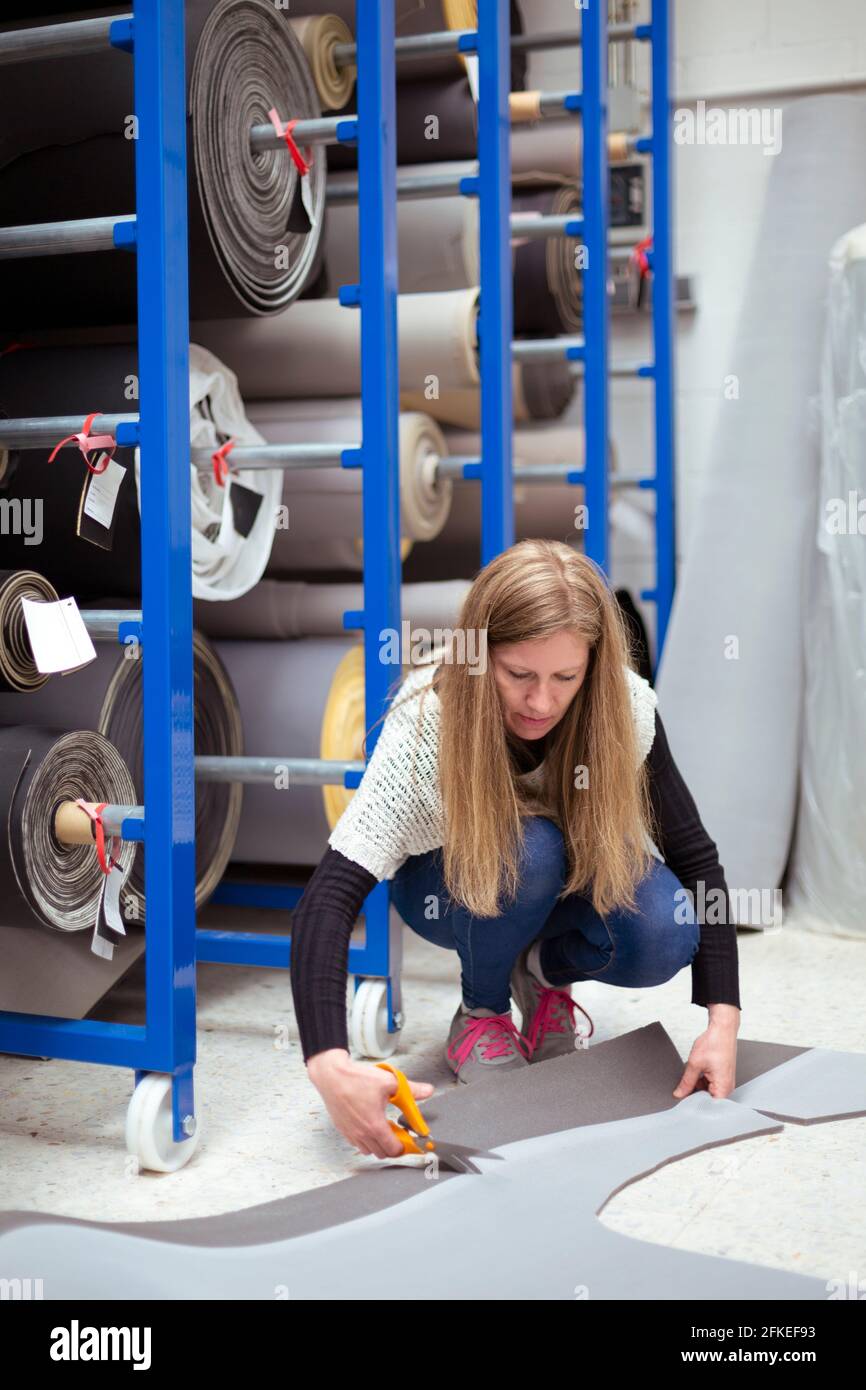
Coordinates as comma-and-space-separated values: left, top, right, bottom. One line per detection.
0, 1023, 861, 1300
0, 922, 144, 1020
0, 1094, 827, 1301
730, 1047, 866, 1123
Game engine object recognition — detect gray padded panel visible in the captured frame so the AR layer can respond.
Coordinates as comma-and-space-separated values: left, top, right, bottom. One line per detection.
0, 1093, 828, 1300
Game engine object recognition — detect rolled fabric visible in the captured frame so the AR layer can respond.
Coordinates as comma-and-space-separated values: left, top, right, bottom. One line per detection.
191, 288, 479, 400
0, 569, 59, 693
512, 185, 583, 335
194, 577, 471, 640
0, 632, 242, 914
400, 357, 576, 428
216, 637, 372, 865
288, 14, 356, 110
324, 193, 478, 294
511, 121, 633, 186
401, 423, 597, 583
0, 0, 327, 327
0, 726, 136, 932
0, 343, 282, 601
241, 400, 451, 572
283, 2, 526, 88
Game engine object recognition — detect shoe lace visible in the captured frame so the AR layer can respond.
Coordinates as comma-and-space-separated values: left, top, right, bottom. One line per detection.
447, 1013, 532, 1072
527, 986, 594, 1053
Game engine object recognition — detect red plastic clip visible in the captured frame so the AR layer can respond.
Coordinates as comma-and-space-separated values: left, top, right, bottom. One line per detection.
74, 800, 120, 875
631, 234, 653, 278
267, 106, 314, 177
48, 411, 115, 473
211, 437, 236, 487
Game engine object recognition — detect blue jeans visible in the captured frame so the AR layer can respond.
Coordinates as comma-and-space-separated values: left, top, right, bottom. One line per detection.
390, 816, 700, 1014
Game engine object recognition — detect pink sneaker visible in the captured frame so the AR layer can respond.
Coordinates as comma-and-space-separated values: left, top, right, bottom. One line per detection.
511, 946, 594, 1062
445, 1003, 532, 1085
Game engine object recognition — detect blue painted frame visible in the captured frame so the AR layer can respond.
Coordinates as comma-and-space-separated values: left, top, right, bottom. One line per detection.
0, 0, 197, 1141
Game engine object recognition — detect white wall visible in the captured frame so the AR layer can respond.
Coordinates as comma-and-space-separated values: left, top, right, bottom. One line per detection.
522, 0, 866, 657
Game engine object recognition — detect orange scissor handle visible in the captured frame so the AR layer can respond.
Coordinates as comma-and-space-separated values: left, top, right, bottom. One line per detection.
376, 1062, 433, 1155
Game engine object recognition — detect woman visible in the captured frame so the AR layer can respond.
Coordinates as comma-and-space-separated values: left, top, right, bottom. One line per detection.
290, 540, 740, 1160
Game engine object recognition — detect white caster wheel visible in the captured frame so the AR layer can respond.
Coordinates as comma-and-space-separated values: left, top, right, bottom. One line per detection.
125, 1074, 200, 1173
349, 978, 400, 1059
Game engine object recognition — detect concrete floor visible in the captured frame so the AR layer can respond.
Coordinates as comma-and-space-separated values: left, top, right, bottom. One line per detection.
0, 904, 864, 1286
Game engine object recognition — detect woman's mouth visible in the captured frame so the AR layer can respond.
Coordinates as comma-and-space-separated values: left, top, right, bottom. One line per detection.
518, 713, 552, 727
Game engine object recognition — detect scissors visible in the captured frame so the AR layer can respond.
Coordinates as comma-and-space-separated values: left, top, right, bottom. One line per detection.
376, 1062, 504, 1175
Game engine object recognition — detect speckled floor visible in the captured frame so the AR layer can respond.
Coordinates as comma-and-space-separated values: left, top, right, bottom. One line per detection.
0, 903, 863, 1285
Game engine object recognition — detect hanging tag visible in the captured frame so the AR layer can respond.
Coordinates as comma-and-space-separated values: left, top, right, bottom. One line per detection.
91, 873, 123, 960
286, 176, 312, 234
229, 479, 264, 538
21, 595, 96, 674
300, 170, 316, 228
102, 860, 126, 937
78, 452, 130, 550
82, 453, 127, 527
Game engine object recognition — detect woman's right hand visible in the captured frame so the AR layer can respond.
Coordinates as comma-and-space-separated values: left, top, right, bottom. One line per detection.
307, 1048, 436, 1160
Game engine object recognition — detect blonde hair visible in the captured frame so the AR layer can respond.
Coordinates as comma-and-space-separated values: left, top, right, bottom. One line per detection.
363, 539, 659, 921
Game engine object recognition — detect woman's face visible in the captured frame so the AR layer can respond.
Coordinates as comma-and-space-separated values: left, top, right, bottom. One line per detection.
492, 631, 591, 740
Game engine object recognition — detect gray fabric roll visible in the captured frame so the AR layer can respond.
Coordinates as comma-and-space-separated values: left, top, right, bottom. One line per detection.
401, 423, 594, 582
0, 633, 243, 913
0, 0, 327, 325
324, 194, 479, 294
194, 578, 470, 640
0, 725, 136, 933
191, 288, 479, 400
656, 94, 866, 922
241, 399, 451, 572
216, 635, 357, 866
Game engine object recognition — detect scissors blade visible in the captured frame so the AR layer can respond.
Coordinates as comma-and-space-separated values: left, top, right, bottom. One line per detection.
397, 1123, 504, 1174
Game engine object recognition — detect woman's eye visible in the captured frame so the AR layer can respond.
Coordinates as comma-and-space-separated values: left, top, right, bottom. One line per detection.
507, 670, 577, 683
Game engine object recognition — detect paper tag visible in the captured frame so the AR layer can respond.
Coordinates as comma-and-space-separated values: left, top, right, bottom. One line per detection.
102, 860, 126, 937
90, 862, 126, 960
300, 170, 316, 227
21, 596, 97, 675
229, 479, 263, 539
83, 454, 127, 529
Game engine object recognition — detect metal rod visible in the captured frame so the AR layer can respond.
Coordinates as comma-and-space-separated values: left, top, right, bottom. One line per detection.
195, 756, 364, 786
0, 215, 135, 260
329, 23, 641, 69
511, 212, 584, 240
511, 337, 584, 363
571, 359, 654, 378
189, 441, 352, 471
509, 22, 639, 52
0, 14, 130, 65
0, 413, 137, 449
249, 114, 355, 154
328, 139, 640, 205
81, 610, 142, 638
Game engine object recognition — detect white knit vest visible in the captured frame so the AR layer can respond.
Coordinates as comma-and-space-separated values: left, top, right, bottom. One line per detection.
328, 659, 659, 881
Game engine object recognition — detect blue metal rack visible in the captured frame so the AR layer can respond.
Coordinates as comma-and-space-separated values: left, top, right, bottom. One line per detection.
0, 1, 676, 1163
0, 0, 198, 1152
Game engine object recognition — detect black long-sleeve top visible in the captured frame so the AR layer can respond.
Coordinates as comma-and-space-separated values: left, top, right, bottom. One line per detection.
289, 709, 741, 1062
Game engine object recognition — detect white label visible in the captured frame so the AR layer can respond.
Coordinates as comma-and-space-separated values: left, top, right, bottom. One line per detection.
91, 879, 113, 960
102, 859, 126, 936
21, 596, 97, 675
83, 454, 127, 529
300, 170, 316, 227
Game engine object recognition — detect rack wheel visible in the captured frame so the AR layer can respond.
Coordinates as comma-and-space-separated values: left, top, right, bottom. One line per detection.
125, 1074, 200, 1173
349, 978, 399, 1059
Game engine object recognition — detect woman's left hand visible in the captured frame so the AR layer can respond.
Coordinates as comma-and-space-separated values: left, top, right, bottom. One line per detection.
673, 1005, 740, 1100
